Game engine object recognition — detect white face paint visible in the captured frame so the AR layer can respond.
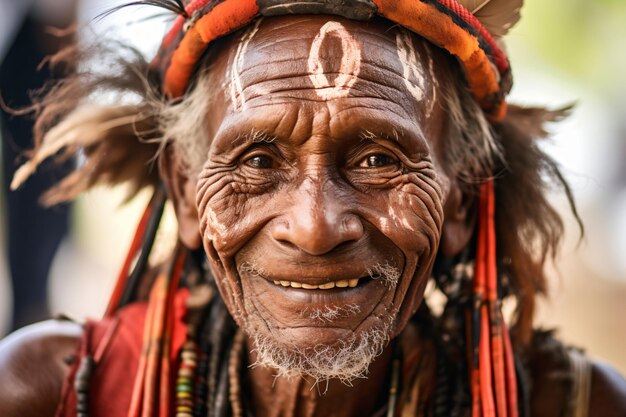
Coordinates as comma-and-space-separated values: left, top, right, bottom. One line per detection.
228, 18, 264, 111
206, 206, 227, 237
307, 21, 362, 100
395, 29, 427, 104
425, 45, 438, 117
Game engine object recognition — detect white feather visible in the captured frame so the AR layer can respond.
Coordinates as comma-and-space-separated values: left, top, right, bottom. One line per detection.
10, 105, 146, 191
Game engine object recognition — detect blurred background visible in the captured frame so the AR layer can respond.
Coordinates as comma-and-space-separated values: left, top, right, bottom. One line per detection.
0, 0, 624, 372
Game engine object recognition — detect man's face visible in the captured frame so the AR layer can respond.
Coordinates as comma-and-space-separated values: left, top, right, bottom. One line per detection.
188, 15, 454, 379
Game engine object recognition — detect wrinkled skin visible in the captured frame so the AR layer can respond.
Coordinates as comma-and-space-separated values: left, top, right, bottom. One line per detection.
1, 15, 626, 417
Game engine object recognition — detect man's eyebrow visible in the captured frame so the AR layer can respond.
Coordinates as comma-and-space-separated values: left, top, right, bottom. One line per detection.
358, 128, 404, 143
231, 129, 279, 147
357, 126, 431, 156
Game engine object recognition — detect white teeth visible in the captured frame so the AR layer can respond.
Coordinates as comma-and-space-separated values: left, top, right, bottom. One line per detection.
271, 278, 361, 289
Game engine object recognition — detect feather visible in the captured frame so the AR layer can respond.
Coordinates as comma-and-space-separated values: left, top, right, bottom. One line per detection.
457, 0, 523, 37
11, 105, 160, 205
96, 0, 188, 21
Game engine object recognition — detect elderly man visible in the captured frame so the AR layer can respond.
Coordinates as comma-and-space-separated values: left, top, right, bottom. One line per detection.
0, 1, 625, 416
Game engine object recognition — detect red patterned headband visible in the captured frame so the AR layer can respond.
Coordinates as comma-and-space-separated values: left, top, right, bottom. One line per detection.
152, 0, 518, 120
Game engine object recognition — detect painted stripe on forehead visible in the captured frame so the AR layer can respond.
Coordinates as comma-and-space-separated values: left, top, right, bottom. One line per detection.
425, 45, 438, 118
307, 21, 362, 101
230, 18, 264, 111
395, 29, 427, 104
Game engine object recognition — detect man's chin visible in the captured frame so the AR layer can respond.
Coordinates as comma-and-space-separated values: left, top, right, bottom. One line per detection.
247, 318, 393, 384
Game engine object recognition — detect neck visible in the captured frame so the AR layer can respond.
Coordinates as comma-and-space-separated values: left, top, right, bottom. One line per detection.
245, 339, 394, 417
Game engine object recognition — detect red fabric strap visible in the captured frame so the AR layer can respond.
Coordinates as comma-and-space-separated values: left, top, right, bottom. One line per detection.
54, 290, 189, 417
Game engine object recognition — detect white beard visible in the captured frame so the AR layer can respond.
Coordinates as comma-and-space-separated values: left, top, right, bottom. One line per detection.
249, 316, 393, 385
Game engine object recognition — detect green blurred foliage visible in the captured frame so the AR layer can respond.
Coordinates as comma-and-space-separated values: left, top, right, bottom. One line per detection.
509, 0, 626, 94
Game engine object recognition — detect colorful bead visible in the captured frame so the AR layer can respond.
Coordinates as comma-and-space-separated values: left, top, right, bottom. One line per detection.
183, 359, 198, 369
176, 384, 193, 393
177, 398, 194, 407
176, 406, 193, 412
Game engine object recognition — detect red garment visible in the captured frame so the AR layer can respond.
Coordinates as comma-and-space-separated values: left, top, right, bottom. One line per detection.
55, 290, 189, 417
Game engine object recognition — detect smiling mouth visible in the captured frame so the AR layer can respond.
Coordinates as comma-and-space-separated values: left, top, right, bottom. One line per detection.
270, 277, 369, 290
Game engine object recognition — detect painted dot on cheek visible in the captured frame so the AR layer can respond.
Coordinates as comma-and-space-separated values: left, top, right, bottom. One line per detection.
207, 207, 227, 237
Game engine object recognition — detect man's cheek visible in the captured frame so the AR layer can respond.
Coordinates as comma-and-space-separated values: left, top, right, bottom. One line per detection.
401, 173, 444, 224
384, 188, 444, 334
198, 175, 252, 254
384, 185, 444, 255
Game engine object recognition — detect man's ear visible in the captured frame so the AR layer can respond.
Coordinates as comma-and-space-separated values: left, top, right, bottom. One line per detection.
158, 146, 202, 249
440, 179, 476, 257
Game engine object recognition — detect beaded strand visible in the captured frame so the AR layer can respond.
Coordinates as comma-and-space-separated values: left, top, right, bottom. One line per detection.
176, 278, 215, 417
175, 340, 199, 417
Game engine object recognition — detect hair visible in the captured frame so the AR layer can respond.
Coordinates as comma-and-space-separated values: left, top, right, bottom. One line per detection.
438, 56, 582, 345
10, 20, 581, 347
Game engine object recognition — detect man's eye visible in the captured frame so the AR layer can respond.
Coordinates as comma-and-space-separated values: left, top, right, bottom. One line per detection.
245, 155, 274, 169
360, 154, 397, 168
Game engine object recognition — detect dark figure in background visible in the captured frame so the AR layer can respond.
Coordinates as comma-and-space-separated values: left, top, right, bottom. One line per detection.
0, 2, 77, 330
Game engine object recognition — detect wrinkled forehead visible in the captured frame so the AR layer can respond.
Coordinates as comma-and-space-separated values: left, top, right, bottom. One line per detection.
206, 15, 450, 122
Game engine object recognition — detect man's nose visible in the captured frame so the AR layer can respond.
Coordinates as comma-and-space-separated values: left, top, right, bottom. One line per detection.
270, 177, 364, 255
